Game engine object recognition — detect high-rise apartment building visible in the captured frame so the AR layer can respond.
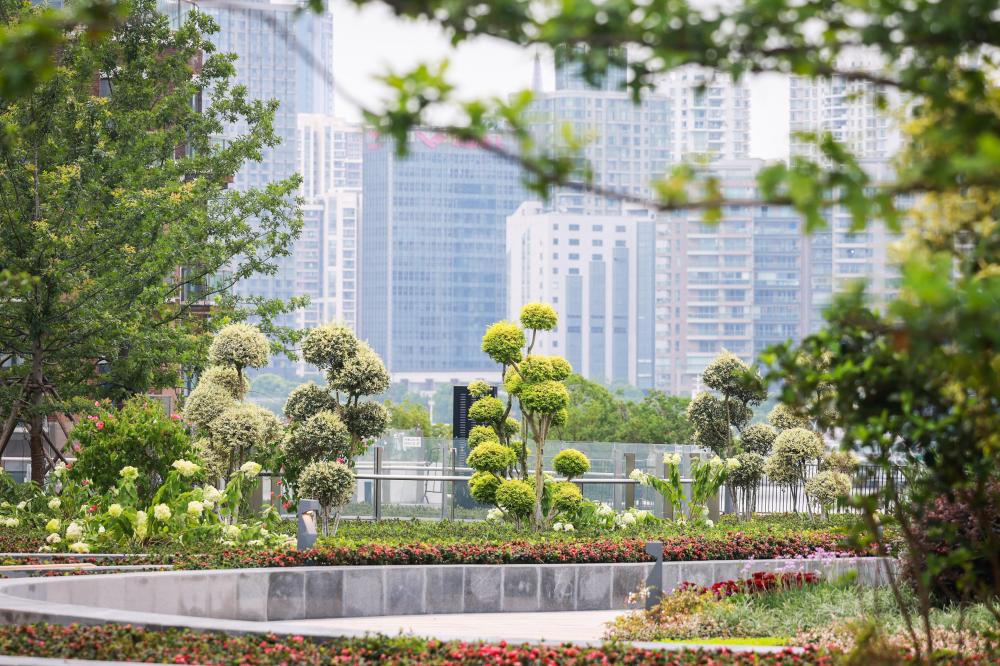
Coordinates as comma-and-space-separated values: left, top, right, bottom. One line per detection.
789, 51, 904, 329
293, 116, 363, 360
360, 131, 526, 382
506, 202, 656, 388
655, 160, 809, 394
526, 52, 671, 215
664, 66, 751, 162
200, 0, 334, 377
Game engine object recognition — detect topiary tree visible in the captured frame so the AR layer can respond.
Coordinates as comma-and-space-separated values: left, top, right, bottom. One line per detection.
208, 323, 271, 389
765, 427, 825, 516
201, 402, 282, 479
183, 382, 235, 433
740, 423, 777, 456
728, 452, 765, 520
495, 478, 534, 528
820, 450, 860, 475
280, 324, 391, 495
297, 460, 356, 535
469, 470, 504, 505
198, 366, 250, 401
805, 470, 852, 520
687, 351, 767, 517
467, 442, 516, 475
468, 425, 500, 448
553, 448, 590, 481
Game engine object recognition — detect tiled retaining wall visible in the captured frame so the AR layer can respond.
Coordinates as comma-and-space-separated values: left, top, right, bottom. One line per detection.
0, 558, 895, 627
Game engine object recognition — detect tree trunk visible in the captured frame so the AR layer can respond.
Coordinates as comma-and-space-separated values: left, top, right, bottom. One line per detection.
533, 433, 545, 530
27, 338, 46, 484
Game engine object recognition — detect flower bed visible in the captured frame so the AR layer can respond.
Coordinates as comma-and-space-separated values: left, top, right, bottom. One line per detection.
173, 532, 873, 569
0, 624, 988, 665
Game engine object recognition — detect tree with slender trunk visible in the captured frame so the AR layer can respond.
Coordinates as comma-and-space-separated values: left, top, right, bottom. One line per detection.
0, 0, 301, 483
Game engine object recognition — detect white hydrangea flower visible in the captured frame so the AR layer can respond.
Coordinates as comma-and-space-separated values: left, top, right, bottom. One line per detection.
45, 518, 60, 533
628, 469, 649, 485
202, 486, 222, 503
47, 498, 61, 511
119, 466, 139, 481
552, 522, 563, 532
135, 511, 148, 539
53, 461, 67, 477
171, 459, 201, 478
708, 456, 725, 470
98, 525, 105, 534
635, 510, 652, 521
562, 523, 575, 532
486, 508, 504, 522
0, 501, 8, 508
239, 461, 262, 477
186, 501, 204, 517
68, 541, 90, 554
705, 519, 715, 528
223, 524, 241, 540
725, 457, 741, 471
663, 453, 682, 467
596, 502, 613, 517
16, 501, 27, 510
46, 533, 61, 544
153, 504, 171, 521
107, 504, 123, 518
2, 517, 18, 528
65, 522, 83, 541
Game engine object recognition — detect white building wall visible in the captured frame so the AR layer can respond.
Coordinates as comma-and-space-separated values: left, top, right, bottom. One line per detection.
664, 66, 751, 162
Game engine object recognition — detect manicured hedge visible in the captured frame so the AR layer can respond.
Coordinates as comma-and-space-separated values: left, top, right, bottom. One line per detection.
0, 624, 986, 665
173, 532, 872, 570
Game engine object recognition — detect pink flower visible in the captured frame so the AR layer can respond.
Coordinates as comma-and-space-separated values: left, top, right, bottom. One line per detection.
170, 413, 180, 420
72, 443, 81, 453
81, 479, 91, 487
94, 401, 100, 407
336, 457, 346, 464
96, 421, 104, 430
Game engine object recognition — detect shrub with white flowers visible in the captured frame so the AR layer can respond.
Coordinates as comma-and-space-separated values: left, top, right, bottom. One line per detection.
765, 427, 826, 516
208, 323, 271, 381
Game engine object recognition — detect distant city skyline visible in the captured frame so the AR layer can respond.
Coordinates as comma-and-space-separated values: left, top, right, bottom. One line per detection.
329, 0, 790, 162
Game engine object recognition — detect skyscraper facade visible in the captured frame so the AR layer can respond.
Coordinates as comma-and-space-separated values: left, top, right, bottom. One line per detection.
294, 116, 363, 365
506, 202, 656, 388
200, 0, 334, 377
360, 131, 526, 382
654, 160, 809, 394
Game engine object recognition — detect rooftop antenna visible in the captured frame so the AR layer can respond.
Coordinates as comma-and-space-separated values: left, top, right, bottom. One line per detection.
531, 50, 543, 92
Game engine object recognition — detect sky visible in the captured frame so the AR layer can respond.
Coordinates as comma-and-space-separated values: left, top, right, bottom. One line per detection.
329, 0, 791, 161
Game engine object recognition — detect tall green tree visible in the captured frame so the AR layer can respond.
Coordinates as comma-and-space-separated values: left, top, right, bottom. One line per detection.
0, 0, 301, 482
553, 374, 621, 442
617, 391, 693, 445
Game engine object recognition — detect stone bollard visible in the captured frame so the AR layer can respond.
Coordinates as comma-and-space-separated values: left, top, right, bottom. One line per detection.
297, 499, 320, 550
644, 541, 664, 609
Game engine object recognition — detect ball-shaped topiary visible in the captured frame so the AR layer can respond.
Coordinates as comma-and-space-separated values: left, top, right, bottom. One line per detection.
519, 380, 570, 414
805, 470, 851, 512
482, 321, 525, 365
728, 452, 766, 489
765, 427, 824, 487
740, 423, 777, 456
468, 425, 499, 448
298, 461, 356, 514
209, 403, 281, 469
701, 351, 750, 393
467, 380, 492, 398
520, 355, 570, 383
551, 407, 569, 428
284, 382, 333, 422
495, 479, 534, 518
328, 342, 390, 397
550, 481, 583, 513
503, 417, 520, 438
340, 401, 389, 442
520, 302, 558, 331
768, 403, 811, 431
183, 382, 235, 432
198, 366, 249, 400
469, 471, 503, 505
301, 324, 358, 373
208, 323, 270, 371
820, 450, 860, 474
553, 448, 590, 480
286, 410, 351, 464
468, 396, 504, 423
466, 442, 515, 474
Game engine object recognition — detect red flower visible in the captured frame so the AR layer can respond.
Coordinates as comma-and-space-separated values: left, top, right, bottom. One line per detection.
96, 421, 105, 430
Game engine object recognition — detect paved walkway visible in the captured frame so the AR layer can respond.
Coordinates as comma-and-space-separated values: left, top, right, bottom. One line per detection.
275, 610, 624, 643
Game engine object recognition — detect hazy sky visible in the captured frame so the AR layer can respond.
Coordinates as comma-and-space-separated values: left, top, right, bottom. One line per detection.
330, 0, 790, 161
